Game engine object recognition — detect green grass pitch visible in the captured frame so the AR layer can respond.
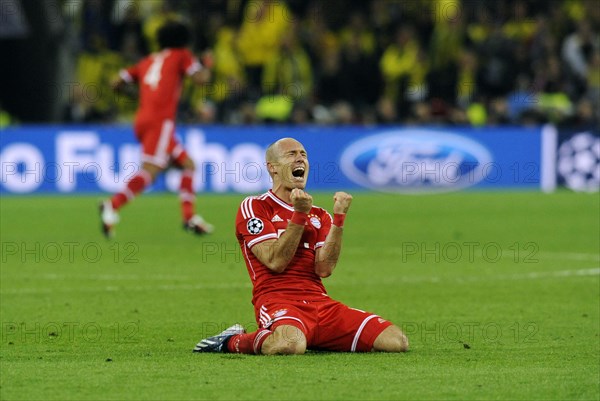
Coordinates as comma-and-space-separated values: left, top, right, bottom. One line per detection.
1, 191, 598, 401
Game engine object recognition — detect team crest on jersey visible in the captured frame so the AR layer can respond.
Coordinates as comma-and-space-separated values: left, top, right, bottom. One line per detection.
273, 309, 288, 318
247, 218, 264, 235
309, 214, 321, 228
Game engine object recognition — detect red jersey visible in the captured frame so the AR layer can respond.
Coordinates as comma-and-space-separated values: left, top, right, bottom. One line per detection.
235, 190, 333, 305
120, 48, 201, 122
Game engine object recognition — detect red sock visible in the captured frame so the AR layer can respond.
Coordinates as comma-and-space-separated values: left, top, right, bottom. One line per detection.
111, 170, 151, 210
180, 169, 195, 222
227, 329, 272, 354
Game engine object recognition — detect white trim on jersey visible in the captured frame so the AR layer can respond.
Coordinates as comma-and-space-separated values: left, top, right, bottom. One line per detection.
259, 306, 271, 327
155, 119, 174, 166
179, 192, 195, 202
243, 241, 256, 280
186, 61, 202, 76
270, 316, 307, 332
253, 329, 270, 354
124, 188, 135, 201
143, 119, 174, 167
241, 196, 257, 219
247, 233, 278, 248
351, 314, 378, 352
141, 153, 167, 167
119, 69, 134, 83
266, 191, 294, 212
172, 144, 184, 159
315, 241, 325, 249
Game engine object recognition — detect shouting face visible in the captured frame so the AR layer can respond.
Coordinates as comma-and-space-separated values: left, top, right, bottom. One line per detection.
267, 138, 310, 191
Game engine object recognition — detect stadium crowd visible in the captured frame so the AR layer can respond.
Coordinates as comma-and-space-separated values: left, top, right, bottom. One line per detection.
66, 0, 600, 127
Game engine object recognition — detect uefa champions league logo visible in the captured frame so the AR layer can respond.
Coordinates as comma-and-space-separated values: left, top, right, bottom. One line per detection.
557, 132, 600, 192
247, 218, 264, 235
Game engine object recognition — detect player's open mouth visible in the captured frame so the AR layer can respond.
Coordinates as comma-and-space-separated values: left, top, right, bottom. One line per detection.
292, 166, 305, 180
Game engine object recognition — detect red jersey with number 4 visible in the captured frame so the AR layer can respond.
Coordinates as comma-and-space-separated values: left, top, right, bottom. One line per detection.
236, 190, 333, 305
120, 48, 201, 122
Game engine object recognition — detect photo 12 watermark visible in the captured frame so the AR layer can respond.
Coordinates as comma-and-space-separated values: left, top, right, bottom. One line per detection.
1, 241, 140, 264
2, 321, 140, 344
401, 241, 539, 264
401, 321, 539, 345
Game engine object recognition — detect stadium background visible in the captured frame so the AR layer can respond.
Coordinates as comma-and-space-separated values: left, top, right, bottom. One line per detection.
1, 0, 599, 194
1, 1, 599, 401
0, 0, 599, 127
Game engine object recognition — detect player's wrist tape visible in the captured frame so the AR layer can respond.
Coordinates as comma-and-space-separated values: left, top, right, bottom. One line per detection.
291, 211, 308, 225
333, 213, 346, 227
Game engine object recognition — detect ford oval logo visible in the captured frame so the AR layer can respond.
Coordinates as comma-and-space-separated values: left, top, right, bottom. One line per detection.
340, 130, 493, 194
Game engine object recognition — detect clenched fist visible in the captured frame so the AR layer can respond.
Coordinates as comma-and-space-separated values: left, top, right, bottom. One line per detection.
291, 188, 313, 213
333, 192, 352, 214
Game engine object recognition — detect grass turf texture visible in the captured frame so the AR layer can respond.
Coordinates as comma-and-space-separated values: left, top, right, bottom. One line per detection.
0, 191, 598, 401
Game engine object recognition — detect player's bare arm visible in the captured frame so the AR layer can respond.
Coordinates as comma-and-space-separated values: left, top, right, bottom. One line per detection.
190, 68, 211, 86
251, 188, 313, 273
190, 50, 213, 85
111, 76, 127, 92
315, 192, 352, 278
110, 75, 138, 100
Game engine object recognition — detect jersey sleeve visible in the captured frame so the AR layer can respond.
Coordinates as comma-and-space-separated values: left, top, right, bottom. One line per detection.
315, 209, 332, 249
236, 197, 277, 249
120, 63, 140, 83
180, 49, 202, 76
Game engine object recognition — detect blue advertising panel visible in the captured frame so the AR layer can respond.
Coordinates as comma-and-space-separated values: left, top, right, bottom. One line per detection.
1, 125, 550, 194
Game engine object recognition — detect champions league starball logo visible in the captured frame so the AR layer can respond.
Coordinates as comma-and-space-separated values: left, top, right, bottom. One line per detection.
247, 218, 264, 235
558, 132, 600, 192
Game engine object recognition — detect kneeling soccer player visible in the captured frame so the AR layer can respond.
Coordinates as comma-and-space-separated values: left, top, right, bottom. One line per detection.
193, 138, 408, 354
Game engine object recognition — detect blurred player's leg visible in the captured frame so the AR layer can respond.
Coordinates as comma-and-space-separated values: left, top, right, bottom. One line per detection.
100, 164, 157, 238
111, 168, 154, 210
99, 200, 119, 239
179, 168, 195, 222
174, 152, 214, 235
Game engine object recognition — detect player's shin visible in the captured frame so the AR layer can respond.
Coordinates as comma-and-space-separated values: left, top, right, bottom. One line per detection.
179, 169, 195, 221
227, 329, 272, 354
111, 170, 152, 209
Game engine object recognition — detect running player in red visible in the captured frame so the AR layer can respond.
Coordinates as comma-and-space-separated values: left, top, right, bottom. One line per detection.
193, 138, 409, 354
100, 21, 213, 238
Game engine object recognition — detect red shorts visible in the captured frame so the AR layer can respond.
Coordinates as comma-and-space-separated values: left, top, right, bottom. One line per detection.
254, 295, 393, 352
134, 117, 187, 168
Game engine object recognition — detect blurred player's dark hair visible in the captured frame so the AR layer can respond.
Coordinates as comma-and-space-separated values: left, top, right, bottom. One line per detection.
157, 21, 191, 49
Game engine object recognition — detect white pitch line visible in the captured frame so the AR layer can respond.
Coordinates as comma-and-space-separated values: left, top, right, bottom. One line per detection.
1, 269, 598, 295
537, 252, 600, 262
330, 267, 600, 286
2, 273, 194, 281
461, 267, 600, 283
0, 282, 252, 295
345, 248, 599, 262
520, 267, 600, 279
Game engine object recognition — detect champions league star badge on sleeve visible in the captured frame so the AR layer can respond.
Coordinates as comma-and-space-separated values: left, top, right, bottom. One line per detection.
247, 218, 265, 235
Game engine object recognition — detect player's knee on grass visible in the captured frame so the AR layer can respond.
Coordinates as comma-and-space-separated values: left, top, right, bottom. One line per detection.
261, 325, 307, 355
372, 325, 409, 353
